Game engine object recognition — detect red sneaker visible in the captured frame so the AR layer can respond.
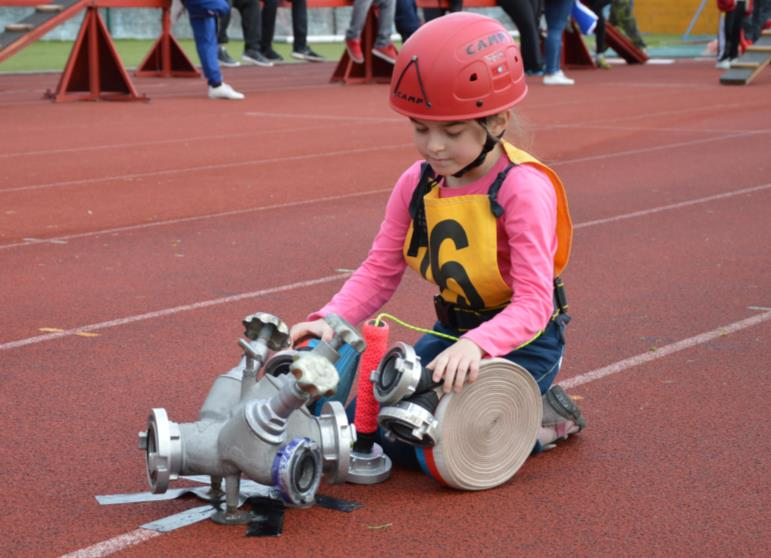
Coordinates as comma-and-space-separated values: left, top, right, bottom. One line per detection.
345, 39, 364, 64
372, 43, 399, 64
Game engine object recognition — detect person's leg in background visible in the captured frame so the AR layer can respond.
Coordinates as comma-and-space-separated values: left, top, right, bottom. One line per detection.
394, 0, 421, 43
372, 0, 398, 62
497, 0, 544, 75
345, 0, 375, 63
259, 0, 282, 61
289, 0, 326, 61
718, 0, 747, 67
609, 0, 646, 49
542, 0, 575, 84
234, 0, 273, 66
586, 0, 611, 68
185, 0, 245, 98
216, 0, 239, 66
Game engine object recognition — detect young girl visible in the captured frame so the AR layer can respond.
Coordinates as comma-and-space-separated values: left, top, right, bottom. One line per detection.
291, 12, 585, 462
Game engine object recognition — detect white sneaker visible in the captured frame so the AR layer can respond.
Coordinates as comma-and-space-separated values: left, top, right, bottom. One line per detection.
208, 82, 245, 100
543, 70, 575, 86
715, 58, 731, 69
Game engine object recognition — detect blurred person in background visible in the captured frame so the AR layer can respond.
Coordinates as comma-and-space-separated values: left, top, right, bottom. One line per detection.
217, 0, 274, 67
260, 0, 327, 62
184, 0, 245, 99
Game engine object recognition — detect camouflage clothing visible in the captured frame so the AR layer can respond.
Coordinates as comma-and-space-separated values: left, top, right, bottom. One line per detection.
609, 0, 646, 49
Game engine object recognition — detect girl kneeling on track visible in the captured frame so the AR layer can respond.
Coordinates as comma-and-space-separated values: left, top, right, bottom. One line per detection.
290, 12, 585, 466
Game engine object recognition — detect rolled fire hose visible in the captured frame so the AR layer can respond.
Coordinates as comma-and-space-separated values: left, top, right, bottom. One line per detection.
415, 358, 542, 491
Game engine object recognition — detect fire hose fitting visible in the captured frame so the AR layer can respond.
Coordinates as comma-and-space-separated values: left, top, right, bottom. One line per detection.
371, 342, 443, 447
137, 311, 360, 522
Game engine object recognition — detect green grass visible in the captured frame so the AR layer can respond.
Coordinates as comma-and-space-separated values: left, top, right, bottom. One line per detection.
0, 39, 346, 73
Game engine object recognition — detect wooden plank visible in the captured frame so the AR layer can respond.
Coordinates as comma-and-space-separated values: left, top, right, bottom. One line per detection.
720, 59, 769, 85
731, 50, 770, 68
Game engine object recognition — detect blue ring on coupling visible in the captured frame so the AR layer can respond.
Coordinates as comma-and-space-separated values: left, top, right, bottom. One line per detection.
271, 437, 322, 507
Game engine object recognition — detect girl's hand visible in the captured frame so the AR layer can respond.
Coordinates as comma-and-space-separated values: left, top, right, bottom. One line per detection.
427, 338, 484, 394
289, 319, 334, 345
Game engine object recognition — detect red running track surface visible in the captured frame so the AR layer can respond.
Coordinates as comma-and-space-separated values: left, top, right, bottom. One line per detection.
0, 61, 769, 557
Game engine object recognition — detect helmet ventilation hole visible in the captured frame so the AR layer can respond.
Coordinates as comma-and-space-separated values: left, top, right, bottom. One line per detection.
469, 73, 478, 82
476, 100, 484, 107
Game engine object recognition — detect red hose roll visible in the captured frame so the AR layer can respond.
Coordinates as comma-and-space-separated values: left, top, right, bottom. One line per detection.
353, 320, 390, 437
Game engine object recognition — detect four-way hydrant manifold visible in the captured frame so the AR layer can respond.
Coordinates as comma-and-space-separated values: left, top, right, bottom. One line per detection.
137, 313, 363, 521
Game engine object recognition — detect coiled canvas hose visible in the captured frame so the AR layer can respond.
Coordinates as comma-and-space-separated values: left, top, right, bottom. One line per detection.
415, 358, 542, 491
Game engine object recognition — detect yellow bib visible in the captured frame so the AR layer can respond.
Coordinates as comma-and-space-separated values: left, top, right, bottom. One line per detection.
403, 141, 573, 310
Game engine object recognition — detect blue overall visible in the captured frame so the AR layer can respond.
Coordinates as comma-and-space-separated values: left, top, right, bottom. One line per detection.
184, 0, 231, 86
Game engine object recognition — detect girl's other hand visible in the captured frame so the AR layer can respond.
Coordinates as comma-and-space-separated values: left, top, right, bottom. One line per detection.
427, 338, 483, 394
289, 319, 334, 345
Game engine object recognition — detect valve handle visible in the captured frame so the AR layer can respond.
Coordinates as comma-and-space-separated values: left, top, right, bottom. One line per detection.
290, 353, 339, 397
323, 314, 366, 353
242, 312, 291, 351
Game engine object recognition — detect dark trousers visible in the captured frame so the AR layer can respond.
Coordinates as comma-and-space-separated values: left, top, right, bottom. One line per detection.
496, 0, 544, 73
423, 0, 462, 23
218, 0, 262, 52
395, 0, 421, 42
585, 0, 611, 53
261, 0, 309, 51
721, 2, 747, 61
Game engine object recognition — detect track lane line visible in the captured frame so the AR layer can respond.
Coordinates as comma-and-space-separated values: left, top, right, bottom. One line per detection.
2, 181, 768, 252
54, 308, 771, 558
3, 119, 768, 196
573, 183, 771, 229
5, 97, 760, 159
58, 529, 161, 558
559, 310, 771, 389
0, 142, 414, 194
0, 273, 351, 352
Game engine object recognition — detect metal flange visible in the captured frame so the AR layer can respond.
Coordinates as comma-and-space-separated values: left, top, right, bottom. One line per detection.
371, 342, 423, 404
139, 408, 182, 494
317, 401, 356, 484
378, 401, 439, 448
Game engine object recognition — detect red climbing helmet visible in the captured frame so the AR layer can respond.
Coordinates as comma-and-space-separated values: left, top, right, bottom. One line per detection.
389, 12, 527, 121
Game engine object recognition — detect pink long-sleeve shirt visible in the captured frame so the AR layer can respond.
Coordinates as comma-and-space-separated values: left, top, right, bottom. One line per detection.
311, 152, 558, 357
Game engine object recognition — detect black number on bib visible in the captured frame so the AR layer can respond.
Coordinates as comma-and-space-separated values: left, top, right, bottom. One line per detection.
422, 219, 484, 308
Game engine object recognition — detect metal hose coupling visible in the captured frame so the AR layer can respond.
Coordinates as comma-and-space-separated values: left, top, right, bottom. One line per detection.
137, 311, 360, 524
373, 342, 443, 447
272, 437, 322, 507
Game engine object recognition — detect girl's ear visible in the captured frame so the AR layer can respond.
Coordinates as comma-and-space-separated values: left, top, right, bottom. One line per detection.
487, 110, 513, 137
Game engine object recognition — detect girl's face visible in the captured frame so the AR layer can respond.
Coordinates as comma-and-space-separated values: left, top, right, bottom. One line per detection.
409, 112, 510, 185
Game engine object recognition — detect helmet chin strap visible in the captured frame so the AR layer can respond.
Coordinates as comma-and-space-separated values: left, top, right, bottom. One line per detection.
452, 119, 504, 178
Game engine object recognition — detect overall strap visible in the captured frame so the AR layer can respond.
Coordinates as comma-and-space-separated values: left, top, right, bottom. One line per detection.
487, 162, 517, 218
406, 162, 437, 257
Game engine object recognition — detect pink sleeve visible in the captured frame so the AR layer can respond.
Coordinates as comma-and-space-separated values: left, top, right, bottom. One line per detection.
461, 165, 558, 357
309, 162, 423, 325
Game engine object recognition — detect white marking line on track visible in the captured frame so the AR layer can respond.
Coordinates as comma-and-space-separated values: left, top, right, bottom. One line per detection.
0, 121, 398, 159
0, 273, 350, 352
4, 108, 767, 195
559, 310, 771, 390
0, 187, 392, 251
59, 528, 161, 558
2, 180, 768, 252
573, 183, 771, 229
55, 309, 771, 558
556, 128, 770, 167
0, 142, 414, 194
